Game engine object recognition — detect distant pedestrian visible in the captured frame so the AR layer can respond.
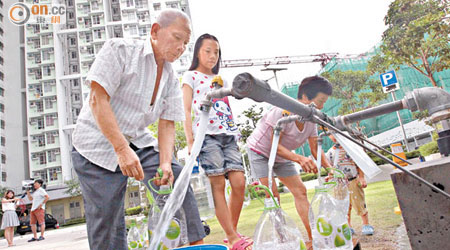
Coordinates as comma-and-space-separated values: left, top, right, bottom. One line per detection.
2, 190, 21, 247
327, 133, 374, 236
26, 179, 49, 242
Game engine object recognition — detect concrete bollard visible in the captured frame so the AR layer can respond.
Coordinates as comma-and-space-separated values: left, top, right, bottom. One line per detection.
391, 157, 450, 250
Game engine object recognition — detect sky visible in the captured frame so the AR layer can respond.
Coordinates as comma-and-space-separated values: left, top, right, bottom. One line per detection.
187, 0, 394, 118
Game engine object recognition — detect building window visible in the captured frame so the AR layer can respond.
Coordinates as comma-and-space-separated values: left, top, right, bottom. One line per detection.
33, 169, 48, 183
92, 15, 100, 25
1, 154, 5, 164
0, 13, 3, 22
139, 27, 147, 36
45, 98, 53, 109
46, 132, 57, 144
44, 82, 53, 92
68, 0, 73, 6
1, 172, 6, 182
126, 0, 133, 7
167, 2, 178, 8
45, 115, 54, 126
69, 38, 76, 46
38, 152, 46, 165
0, 87, 4, 96
0, 72, 4, 81
73, 93, 80, 102
42, 51, 50, 61
68, 11, 74, 19
93, 29, 102, 39
43, 66, 52, 76
1, 137, 4, 146
70, 51, 77, 59
0, 103, 4, 113
71, 65, 78, 73
91, 1, 99, 10
1, 120, 4, 129
37, 118, 44, 129
37, 135, 45, 147
153, 3, 160, 10
48, 150, 57, 163
36, 101, 44, 112
129, 26, 137, 35
72, 79, 79, 87
0, 57, 3, 65
41, 35, 50, 45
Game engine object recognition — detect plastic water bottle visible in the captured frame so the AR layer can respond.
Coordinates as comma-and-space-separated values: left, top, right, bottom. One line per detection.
190, 167, 215, 220
127, 220, 142, 249
252, 186, 307, 250
138, 217, 149, 248
148, 184, 188, 249
309, 183, 353, 250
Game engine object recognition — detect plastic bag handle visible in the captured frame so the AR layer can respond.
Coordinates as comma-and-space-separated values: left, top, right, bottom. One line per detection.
147, 168, 173, 194
250, 185, 280, 209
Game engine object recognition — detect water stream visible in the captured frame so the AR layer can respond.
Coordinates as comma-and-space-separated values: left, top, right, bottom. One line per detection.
148, 110, 209, 250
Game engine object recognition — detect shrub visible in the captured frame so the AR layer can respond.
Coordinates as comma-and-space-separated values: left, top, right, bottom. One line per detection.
405, 150, 420, 159
419, 141, 439, 157
63, 217, 86, 227
125, 206, 142, 216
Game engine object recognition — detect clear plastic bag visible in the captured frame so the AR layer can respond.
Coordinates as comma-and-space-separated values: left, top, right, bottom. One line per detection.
147, 174, 188, 249
127, 220, 142, 249
309, 180, 352, 250
251, 185, 307, 250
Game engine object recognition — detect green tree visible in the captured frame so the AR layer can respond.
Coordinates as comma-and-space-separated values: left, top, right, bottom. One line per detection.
237, 104, 264, 144
368, 0, 450, 87
321, 70, 386, 115
321, 70, 387, 134
64, 179, 82, 197
148, 121, 187, 160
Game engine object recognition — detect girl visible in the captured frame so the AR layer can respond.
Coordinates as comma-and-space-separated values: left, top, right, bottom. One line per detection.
2, 190, 21, 247
182, 34, 252, 250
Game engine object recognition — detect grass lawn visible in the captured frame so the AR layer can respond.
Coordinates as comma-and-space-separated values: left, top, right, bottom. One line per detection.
203, 180, 404, 249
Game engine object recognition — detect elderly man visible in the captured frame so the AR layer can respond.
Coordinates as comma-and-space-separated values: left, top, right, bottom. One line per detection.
71, 9, 205, 250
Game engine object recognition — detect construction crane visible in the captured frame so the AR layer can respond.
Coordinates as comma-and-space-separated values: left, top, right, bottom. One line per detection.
220, 53, 363, 68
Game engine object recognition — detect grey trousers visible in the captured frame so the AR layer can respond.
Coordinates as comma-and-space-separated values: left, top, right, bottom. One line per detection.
72, 146, 206, 250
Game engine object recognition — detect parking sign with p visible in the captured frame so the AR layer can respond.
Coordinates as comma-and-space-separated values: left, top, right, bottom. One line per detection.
379, 70, 400, 93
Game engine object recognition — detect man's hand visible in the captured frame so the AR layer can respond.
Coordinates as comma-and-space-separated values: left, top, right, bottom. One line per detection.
154, 163, 174, 186
358, 175, 367, 188
294, 155, 318, 173
116, 145, 144, 181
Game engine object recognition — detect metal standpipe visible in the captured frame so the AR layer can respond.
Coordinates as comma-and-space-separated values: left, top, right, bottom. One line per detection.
231, 73, 450, 199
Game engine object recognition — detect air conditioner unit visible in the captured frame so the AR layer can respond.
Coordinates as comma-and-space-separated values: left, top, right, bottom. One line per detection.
54, 151, 60, 155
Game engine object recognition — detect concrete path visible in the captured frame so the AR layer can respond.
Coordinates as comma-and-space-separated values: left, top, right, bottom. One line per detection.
0, 224, 89, 250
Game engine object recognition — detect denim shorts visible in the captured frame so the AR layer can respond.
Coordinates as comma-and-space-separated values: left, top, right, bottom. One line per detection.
199, 134, 245, 176
247, 147, 299, 179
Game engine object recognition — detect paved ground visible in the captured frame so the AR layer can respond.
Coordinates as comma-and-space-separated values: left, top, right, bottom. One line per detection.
0, 224, 89, 250
1, 159, 419, 250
